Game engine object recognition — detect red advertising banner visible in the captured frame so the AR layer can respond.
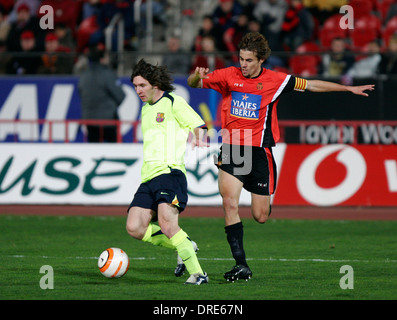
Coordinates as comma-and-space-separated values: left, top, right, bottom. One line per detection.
274, 145, 397, 206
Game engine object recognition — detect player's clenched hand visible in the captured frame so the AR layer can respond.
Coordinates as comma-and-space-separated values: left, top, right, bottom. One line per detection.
194, 67, 210, 80
349, 84, 375, 96
188, 67, 209, 88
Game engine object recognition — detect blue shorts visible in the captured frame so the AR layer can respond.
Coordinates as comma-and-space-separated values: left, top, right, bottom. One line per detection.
128, 169, 188, 217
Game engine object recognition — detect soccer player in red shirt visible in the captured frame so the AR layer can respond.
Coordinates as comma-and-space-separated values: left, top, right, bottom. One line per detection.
188, 32, 374, 282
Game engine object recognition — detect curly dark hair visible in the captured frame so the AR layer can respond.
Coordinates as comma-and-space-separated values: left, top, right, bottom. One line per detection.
130, 59, 175, 92
238, 32, 271, 62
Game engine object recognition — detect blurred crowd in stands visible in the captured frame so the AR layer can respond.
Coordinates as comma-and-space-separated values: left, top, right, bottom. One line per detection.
0, 0, 397, 78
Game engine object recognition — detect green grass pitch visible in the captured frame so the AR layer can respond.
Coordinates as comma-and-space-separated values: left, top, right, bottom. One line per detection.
1, 214, 397, 301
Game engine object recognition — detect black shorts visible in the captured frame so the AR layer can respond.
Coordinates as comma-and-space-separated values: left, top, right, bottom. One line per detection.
217, 144, 277, 196
128, 169, 188, 217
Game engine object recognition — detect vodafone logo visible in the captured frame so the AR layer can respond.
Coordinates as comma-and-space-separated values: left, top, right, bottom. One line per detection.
297, 145, 367, 206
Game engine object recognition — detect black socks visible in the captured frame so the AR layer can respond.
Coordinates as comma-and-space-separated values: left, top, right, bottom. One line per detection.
225, 222, 247, 267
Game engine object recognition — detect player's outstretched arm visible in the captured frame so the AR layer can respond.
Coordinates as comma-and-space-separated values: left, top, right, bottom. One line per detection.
187, 67, 210, 88
306, 80, 375, 96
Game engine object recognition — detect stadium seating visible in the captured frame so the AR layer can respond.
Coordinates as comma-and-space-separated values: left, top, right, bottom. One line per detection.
3, 0, 397, 75
289, 42, 321, 76
349, 15, 382, 50
76, 16, 100, 52
319, 14, 348, 49
38, 0, 82, 33
349, 0, 374, 19
376, 0, 395, 20
382, 16, 397, 47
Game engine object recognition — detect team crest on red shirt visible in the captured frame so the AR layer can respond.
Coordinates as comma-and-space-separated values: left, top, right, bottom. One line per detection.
156, 112, 165, 122
257, 82, 263, 90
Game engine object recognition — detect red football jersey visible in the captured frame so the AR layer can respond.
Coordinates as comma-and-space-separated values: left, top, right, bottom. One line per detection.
202, 66, 298, 147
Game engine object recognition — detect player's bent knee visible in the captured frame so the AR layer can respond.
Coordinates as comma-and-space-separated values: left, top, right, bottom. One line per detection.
252, 208, 270, 224
255, 214, 268, 224
126, 222, 145, 240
